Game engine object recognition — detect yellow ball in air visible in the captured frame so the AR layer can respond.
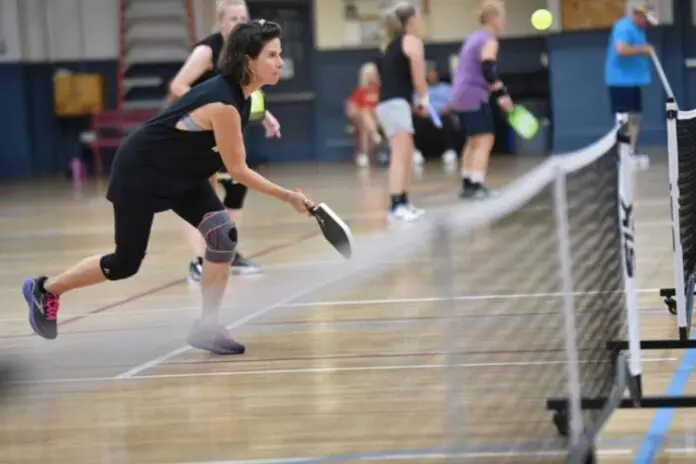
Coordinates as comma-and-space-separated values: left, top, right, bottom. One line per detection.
531, 9, 553, 31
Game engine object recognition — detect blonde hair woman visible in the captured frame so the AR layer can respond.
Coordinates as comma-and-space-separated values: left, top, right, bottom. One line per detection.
345, 61, 381, 167
375, 2, 428, 222
169, 0, 274, 280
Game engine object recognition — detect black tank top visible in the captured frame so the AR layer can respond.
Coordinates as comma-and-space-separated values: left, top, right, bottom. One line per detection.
107, 75, 251, 211
378, 35, 414, 104
191, 32, 224, 86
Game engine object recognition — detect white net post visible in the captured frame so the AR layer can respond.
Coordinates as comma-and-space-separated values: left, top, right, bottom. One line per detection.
617, 120, 644, 388
431, 218, 466, 452
666, 99, 688, 337
650, 49, 675, 100
552, 164, 584, 447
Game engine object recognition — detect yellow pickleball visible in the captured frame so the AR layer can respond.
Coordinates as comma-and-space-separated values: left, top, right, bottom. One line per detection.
531, 9, 553, 31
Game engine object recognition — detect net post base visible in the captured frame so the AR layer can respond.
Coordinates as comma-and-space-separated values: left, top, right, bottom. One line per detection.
659, 287, 677, 315
607, 339, 696, 350
547, 395, 696, 411
546, 395, 696, 439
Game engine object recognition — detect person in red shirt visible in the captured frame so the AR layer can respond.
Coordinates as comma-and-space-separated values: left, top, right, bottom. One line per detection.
345, 62, 381, 167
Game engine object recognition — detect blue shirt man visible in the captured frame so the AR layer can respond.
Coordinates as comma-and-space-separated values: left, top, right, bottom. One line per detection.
428, 81, 452, 114
604, 3, 657, 153
605, 17, 651, 88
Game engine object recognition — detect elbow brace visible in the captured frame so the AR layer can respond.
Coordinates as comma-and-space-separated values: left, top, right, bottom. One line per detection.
482, 59, 500, 84
482, 59, 508, 99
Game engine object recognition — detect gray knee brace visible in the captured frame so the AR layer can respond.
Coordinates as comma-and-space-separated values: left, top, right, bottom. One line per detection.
198, 210, 238, 263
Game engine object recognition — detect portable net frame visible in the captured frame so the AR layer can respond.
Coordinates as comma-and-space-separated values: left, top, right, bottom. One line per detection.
3, 123, 644, 463
209, 121, 639, 463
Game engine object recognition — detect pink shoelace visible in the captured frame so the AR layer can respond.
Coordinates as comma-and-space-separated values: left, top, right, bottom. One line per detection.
44, 293, 60, 321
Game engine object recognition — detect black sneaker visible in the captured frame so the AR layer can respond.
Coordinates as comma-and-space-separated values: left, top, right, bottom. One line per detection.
459, 178, 476, 199
460, 182, 492, 200
22, 276, 60, 340
187, 257, 203, 283
470, 183, 492, 200
187, 320, 246, 355
230, 253, 262, 275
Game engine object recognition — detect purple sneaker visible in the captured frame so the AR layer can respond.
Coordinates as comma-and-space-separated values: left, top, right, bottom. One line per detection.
187, 320, 245, 355
22, 276, 59, 340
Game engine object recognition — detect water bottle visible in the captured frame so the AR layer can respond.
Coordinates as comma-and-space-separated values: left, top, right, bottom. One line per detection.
70, 157, 86, 184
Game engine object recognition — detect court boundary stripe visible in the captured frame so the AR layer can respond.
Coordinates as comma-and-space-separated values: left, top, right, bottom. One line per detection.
174, 448, 636, 464
1, 231, 319, 340
173, 446, 696, 464
633, 330, 696, 463
114, 285, 667, 378
0, 287, 666, 325
10, 357, 675, 385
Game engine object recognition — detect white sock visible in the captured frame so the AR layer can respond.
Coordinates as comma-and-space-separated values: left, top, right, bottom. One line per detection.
461, 170, 471, 180
470, 171, 485, 184
201, 310, 218, 326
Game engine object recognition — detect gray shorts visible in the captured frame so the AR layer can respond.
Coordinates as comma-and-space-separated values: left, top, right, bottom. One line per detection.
375, 98, 414, 138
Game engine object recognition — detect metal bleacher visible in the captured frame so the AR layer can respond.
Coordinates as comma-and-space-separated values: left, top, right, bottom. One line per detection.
88, 0, 196, 174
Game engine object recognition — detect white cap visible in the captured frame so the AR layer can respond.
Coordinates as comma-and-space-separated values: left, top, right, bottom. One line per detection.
630, 1, 659, 25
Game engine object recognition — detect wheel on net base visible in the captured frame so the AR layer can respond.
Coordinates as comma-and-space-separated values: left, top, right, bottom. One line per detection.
552, 409, 568, 437
664, 297, 677, 315
583, 447, 596, 464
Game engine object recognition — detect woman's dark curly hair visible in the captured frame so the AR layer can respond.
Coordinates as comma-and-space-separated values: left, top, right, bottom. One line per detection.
218, 19, 282, 85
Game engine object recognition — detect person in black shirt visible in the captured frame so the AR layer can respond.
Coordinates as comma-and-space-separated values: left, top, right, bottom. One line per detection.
169, 0, 277, 279
375, 2, 429, 223
22, 20, 313, 355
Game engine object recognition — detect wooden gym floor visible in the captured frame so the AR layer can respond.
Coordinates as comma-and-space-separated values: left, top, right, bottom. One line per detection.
0, 156, 694, 463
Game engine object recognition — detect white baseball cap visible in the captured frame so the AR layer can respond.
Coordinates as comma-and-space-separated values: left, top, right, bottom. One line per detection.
631, 2, 659, 25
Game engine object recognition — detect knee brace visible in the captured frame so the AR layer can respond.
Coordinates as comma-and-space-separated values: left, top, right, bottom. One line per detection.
198, 210, 238, 263
220, 179, 248, 210
99, 252, 144, 281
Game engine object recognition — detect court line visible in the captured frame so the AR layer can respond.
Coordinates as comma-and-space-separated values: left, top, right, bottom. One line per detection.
633, 330, 696, 463
12, 357, 676, 385
0, 287, 668, 324
1, 230, 319, 340
166, 445, 696, 464
175, 448, 634, 464
280, 288, 663, 308
113, 286, 666, 378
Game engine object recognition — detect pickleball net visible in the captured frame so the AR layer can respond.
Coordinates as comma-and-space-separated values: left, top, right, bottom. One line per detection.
207, 121, 638, 462
661, 102, 696, 340
4, 123, 640, 463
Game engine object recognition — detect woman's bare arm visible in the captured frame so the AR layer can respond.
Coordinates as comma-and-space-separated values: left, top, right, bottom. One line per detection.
169, 45, 214, 98
208, 104, 291, 202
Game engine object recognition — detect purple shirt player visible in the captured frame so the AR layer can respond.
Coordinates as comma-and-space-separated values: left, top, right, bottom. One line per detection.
450, 1, 510, 200
450, 29, 495, 112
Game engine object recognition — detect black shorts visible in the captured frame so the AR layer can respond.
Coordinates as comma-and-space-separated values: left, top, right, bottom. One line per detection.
457, 103, 494, 137
112, 182, 226, 260
608, 86, 642, 114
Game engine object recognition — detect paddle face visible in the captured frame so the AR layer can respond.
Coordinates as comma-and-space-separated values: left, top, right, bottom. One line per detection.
428, 105, 443, 128
309, 203, 353, 260
508, 105, 539, 140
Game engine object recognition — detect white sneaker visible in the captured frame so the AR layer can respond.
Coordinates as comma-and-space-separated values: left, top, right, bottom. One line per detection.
356, 153, 369, 167
413, 150, 424, 166
442, 149, 457, 165
405, 203, 426, 218
388, 204, 421, 222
